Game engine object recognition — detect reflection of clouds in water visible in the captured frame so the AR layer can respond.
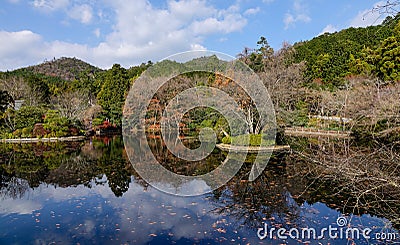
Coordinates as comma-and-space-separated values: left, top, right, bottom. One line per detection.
0, 176, 266, 244
150, 179, 213, 197
179, 179, 212, 196
109, 179, 219, 244
0, 199, 42, 215
36, 175, 114, 202
0, 176, 222, 244
82, 219, 96, 237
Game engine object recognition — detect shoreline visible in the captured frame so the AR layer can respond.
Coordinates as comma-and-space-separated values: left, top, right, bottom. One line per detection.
1, 136, 86, 143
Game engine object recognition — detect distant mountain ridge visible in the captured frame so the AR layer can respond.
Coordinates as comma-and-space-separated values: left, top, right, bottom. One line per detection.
22, 57, 103, 81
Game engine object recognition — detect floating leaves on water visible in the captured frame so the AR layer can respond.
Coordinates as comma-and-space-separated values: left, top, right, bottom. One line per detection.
216, 228, 226, 233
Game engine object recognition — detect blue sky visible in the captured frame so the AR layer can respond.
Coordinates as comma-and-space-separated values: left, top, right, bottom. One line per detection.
0, 0, 392, 71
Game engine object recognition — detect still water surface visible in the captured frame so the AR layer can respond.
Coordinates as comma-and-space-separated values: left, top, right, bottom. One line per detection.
0, 136, 399, 244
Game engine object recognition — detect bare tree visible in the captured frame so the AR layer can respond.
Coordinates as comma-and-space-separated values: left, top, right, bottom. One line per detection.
52, 90, 91, 120
0, 76, 29, 101
0, 76, 47, 106
258, 44, 307, 126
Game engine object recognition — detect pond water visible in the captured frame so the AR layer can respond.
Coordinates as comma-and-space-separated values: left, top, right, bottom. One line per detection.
0, 136, 399, 244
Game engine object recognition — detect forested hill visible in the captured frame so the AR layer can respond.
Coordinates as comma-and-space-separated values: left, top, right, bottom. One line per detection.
23, 57, 103, 81
293, 14, 400, 88
0, 57, 151, 139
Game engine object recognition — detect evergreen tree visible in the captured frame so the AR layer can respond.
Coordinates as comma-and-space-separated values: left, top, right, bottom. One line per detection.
97, 64, 131, 126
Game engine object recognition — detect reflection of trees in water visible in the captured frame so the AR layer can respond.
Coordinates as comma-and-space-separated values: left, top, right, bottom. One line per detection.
146, 136, 225, 176
96, 136, 132, 197
2, 134, 399, 231
210, 155, 302, 229
0, 137, 148, 198
287, 137, 400, 228
0, 171, 30, 200
209, 138, 400, 231
45, 154, 98, 188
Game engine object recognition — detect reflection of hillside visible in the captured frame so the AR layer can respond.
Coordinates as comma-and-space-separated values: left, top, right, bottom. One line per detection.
147, 136, 224, 176
1, 134, 399, 230
0, 137, 147, 198
125, 133, 246, 194
45, 155, 98, 187
0, 142, 82, 188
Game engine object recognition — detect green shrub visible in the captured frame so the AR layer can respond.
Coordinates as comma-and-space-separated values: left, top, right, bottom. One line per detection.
222, 134, 274, 146
200, 119, 214, 128
43, 110, 69, 137
92, 117, 104, 127
14, 106, 45, 129
21, 127, 33, 138
221, 135, 231, 144
1, 132, 14, 139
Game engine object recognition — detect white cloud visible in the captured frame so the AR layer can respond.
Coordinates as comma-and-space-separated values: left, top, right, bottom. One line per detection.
284, 13, 295, 29
0, 0, 249, 70
32, 0, 69, 12
67, 4, 93, 24
262, 0, 274, 3
93, 28, 100, 38
31, 1, 94, 24
349, 1, 388, 28
191, 15, 247, 35
167, 0, 215, 22
319, 24, 338, 35
284, 0, 311, 30
244, 7, 260, 16
0, 30, 44, 70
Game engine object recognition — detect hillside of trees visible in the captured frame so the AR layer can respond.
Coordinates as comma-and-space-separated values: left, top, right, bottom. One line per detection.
293, 14, 400, 88
0, 57, 151, 138
238, 14, 400, 143
25, 57, 103, 82
0, 13, 399, 144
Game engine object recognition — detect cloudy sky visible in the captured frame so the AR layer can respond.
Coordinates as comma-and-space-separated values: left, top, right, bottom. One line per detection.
0, 0, 391, 71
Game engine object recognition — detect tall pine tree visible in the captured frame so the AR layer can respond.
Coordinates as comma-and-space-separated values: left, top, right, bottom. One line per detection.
97, 64, 131, 126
